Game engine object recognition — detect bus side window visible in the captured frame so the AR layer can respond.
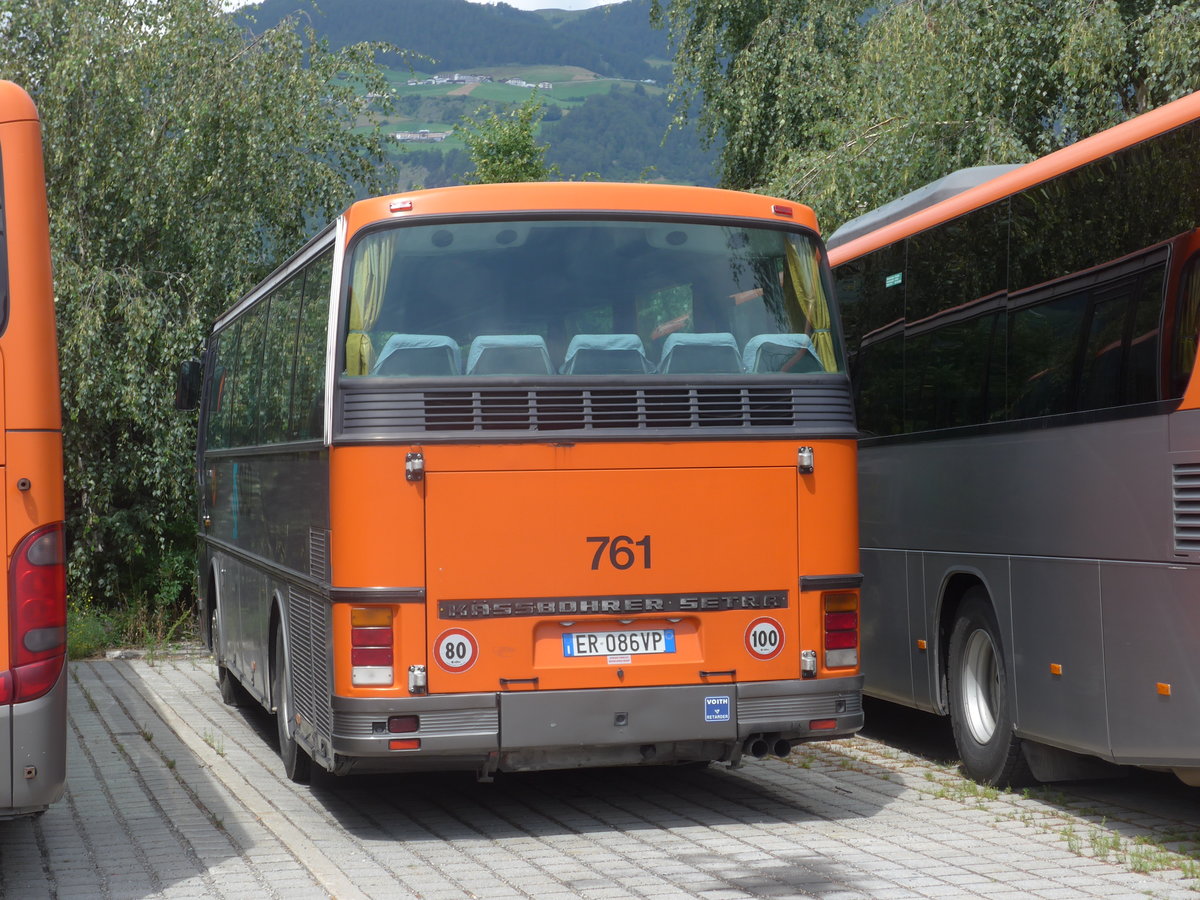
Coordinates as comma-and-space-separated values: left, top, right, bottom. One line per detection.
259, 275, 304, 443
1007, 292, 1088, 420
228, 301, 269, 447
205, 329, 231, 450
291, 251, 332, 441
1172, 253, 1200, 398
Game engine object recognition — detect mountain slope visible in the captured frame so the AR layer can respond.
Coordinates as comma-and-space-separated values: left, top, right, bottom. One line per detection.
237, 0, 668, 80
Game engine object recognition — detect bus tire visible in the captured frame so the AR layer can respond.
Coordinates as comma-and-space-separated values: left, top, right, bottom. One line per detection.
947, 589, 1032, 787
273, 625, 311, 784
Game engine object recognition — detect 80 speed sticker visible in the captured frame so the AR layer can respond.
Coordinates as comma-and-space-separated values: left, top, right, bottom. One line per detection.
434, 628, 479, 672
745, 617, 784, 660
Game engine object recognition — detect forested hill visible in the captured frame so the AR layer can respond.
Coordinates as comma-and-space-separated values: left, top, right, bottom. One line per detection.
237, 0, 669, 82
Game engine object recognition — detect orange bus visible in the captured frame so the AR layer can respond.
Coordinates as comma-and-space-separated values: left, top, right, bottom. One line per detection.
0, 82, 68, 815
178, 182, 863, 782
828, 90, 1200, 785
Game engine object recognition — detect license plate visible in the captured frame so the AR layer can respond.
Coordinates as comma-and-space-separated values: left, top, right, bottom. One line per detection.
562, 629, 676, 658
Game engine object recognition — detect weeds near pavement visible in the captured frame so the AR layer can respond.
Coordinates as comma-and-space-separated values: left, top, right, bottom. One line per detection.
202, 728, 226, 757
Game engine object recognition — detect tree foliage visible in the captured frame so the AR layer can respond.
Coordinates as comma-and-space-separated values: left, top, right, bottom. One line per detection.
653, 0, 1200, 230
0, 0, 396, 608
457, 96, 556, 184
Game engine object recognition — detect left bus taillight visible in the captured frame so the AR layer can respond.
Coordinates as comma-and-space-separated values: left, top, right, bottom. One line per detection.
350, 606, 394, 686
6, 523, 67, 704
823, 592, 859, 670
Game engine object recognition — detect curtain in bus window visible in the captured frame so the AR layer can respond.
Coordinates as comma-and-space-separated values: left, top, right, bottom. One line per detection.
346, 233, 397, 375
785, 240, 836, 372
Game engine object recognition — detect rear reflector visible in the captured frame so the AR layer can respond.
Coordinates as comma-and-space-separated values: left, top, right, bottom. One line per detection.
809, 718, 838, 731
388, 715, 419, 733
389, 738, 420, 750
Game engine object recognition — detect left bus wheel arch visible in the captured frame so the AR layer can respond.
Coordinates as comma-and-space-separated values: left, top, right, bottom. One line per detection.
935, 571, 990, 714
269, 599, 311, 784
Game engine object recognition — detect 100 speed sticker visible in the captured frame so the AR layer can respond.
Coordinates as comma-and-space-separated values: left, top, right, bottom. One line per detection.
434, 628, 478, 672
745, 617, 784, 660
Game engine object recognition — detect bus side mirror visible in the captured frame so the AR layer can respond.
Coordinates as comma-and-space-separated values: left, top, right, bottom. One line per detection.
175, 359, 201, 411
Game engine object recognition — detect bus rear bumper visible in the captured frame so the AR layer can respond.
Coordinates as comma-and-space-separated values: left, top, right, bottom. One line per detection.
329, 675, 863, 774
0, 663, 68, 817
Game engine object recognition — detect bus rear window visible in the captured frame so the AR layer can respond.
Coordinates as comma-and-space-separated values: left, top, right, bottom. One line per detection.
342, 219, 842, 377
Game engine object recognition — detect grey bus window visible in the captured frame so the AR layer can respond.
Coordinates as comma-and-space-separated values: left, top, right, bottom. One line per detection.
373, 334, 462, 376
905, 312, 1001, 432
1173, 254, 1200, 399
204, 328, 232, 450
743, 333, 823, 374
228, 301, 269, 447
560, 334, 653, 375
466, 335, 554, 375
291, 251, 332, 441
658, 332, 742, 374
1007, 292, 1088, 420
1126, 267, 1163, 404
1077, 270, 1164, 412
259, 274, 305, 443
1008, 121, 1200, 293
854, 327, 904, 437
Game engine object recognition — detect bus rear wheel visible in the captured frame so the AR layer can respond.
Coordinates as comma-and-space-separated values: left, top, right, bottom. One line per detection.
273, 625, 311, 784
947, 589, 1032, 786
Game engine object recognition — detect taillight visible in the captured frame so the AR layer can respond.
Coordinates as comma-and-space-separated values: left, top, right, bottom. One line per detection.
350, 606, 394, 686
9, 523, 67, 703
823, 591, 858, 669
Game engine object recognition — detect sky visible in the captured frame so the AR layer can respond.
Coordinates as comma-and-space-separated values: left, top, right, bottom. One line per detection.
464, 0, 617, 9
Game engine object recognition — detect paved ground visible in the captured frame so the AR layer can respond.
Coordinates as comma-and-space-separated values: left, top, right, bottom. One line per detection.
0, 653, 1197, 899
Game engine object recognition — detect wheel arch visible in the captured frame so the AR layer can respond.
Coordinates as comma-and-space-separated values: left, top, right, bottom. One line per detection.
202, 560, 221, 652
933, 569, 1000, 714
267, 591, 287, 712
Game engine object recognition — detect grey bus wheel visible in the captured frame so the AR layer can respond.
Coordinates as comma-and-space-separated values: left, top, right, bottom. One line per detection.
947, 588, 1032, 787
274, 625, 311, 784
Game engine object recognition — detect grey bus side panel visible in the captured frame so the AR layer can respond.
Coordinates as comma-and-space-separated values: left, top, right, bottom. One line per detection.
859, 410, 1197, 767
204, 448, 331, 708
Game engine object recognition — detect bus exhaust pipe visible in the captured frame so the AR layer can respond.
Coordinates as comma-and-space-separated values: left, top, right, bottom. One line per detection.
745, 737, 770, 759
772, 738, 793, 758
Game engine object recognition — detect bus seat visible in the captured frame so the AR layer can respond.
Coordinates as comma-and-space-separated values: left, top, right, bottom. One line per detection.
466, 335, 554, 375
372, 334, 462, 376
560, 333, 655, 375
743, 333, 825, 373
658, 332, 743, 374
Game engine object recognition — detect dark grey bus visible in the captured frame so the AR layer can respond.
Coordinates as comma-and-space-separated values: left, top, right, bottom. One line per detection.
828, 90, 1200, 786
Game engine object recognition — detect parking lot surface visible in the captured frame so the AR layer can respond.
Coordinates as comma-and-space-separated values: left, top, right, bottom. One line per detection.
0, 653, 1197, 899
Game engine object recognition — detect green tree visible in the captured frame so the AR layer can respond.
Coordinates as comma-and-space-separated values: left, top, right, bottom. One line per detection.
456, 95, 556, 183
0, 0, 396, 616
653, 0, 1200, 231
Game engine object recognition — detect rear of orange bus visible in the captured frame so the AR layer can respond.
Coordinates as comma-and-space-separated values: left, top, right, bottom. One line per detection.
317, 183, 862, 775
0, 82, 68, 815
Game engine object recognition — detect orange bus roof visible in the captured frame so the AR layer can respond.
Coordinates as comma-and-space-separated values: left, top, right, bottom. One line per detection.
0, 81, 39, 126
828, 89, 1200, 265
344, 182, 820, 238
